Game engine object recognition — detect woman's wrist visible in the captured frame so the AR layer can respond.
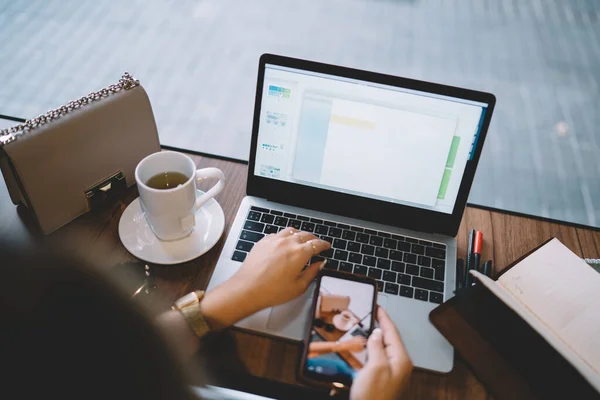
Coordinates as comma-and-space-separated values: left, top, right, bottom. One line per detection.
198, 277, 262, 330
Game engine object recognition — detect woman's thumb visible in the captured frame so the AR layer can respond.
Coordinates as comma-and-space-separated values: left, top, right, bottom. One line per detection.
366, 328, 387, 366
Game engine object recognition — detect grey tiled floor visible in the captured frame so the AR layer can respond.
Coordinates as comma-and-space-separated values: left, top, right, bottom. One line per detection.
1, 0, 599, 227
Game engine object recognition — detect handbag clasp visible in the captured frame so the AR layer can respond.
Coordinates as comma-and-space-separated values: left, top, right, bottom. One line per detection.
85, 171, 127, 210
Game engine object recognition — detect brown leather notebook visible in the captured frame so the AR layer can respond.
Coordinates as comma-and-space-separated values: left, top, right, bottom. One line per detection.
430, 238, 600, 400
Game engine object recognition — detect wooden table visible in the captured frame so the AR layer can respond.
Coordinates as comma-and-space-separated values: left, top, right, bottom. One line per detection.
1, 152, 599, 399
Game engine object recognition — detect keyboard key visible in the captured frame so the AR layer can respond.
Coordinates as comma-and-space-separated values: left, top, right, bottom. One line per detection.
406, 264, 420, 276
301, 222, 315, 232
334, 250, 348, 261
432, 243, 446, 249
320, 248, 334, 258
324, 221, 337, 227
431, 258, 445, 269
418, 255, 431, 267
236, 240, 254, 252
391, 261, 405, 273
403, 253, 417, 264
232, 251, 247, 262
274, 216, 288, 227
348, 252, 363, 264
322, 236, 334, 244
420, 267, 434, 279
283, 212, 296, 218
361, 244, 375, 256
342, 230, 356, 241
426, 247, 446, 259
270, 210, 283, 216
405, 237, 419, 244
350, 226, 364, 232
333, 239, 347, 249
429, 292, 443, 304
411, 244, 425, 255
288, 219, 302, 229
383, 270, 397, 282
339, 262, 354, 273
384, 282, 399, 295
250, 206, 269, 213
315, 225, 329, 235
377, 280, 384, 292
392, 234, 405, 241
337, 223, 350, 229
325, 259, 339, 270
400, 286, 414, 298
240, 230, 264, 242
244, 220, 265, 232
397, 242, 411, 252
347, 242, 361, 252
310, 218, 323, 224
329, 227, 342, 238
364, 229, 377, 235
363, 255, 376, 266
356, 233, 369, 243
375, 247, 389, 259
264, 225, 278, 234
377, 232, 391, 238
412, 277, 444, 293
390, 250, 403, 261
415, 289, 428, 301
354, 265, 368, 276
369, 236, 383, 246
260, 214, 275, 224
383, 238, 397, 249
377, 258, 391, 270
419, 240, 433, 247
247, 211, 261, 221
397, 273, 411, 285
368, 268, 382, 280
433, 265, 445, 281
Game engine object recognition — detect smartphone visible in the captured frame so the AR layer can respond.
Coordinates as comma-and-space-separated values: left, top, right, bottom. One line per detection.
299, 270, 378, 390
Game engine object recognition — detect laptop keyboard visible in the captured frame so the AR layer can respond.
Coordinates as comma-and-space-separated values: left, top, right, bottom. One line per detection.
232, 206, 447, 304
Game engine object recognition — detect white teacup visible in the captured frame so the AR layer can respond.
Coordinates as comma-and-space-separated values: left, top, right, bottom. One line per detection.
135, 151, 225, 241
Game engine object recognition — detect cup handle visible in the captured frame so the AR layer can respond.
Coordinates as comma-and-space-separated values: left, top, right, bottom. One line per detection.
194, 168, 225, 210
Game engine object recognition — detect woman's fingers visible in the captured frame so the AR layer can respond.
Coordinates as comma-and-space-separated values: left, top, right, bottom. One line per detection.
299, 259, 326, 286
376, 307, 412, 376
366, 328, 388, 367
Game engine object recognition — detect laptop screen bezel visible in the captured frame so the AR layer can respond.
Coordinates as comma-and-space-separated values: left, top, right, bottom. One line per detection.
247, 53, 496, 237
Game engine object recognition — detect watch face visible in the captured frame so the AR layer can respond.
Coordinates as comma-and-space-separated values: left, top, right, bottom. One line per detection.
176, 292, 199, 309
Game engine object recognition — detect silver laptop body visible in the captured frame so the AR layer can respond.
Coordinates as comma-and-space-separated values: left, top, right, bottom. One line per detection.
207, 54, 495, 374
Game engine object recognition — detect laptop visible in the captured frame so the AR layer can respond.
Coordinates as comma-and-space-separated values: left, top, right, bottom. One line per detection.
207, 54, 496, 373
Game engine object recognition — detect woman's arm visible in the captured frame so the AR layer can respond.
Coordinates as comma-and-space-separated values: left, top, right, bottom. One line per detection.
155, 227, 331, 361
307, 336, 367, 358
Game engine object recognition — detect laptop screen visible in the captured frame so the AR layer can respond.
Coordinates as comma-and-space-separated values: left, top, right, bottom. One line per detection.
253, 64, 488, 214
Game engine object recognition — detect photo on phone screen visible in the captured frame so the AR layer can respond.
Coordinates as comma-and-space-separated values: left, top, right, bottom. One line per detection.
302, 273, 376, 387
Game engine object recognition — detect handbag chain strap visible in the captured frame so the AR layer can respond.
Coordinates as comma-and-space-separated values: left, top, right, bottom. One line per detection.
0, 72, 140, 147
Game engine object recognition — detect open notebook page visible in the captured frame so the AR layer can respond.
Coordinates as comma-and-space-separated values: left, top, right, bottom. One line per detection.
472, 238, 600, 392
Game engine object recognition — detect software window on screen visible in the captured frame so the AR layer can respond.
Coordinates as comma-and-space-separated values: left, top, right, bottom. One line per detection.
254, 65, 486, 214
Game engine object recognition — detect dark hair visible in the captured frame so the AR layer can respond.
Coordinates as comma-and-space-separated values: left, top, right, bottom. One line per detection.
0, 240, 192, 400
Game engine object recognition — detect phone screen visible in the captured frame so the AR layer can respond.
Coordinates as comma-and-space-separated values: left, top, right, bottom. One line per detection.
302, 274, 376, 387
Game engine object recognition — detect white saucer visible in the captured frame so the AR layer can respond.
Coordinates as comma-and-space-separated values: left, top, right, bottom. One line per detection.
118, 190, 225, 265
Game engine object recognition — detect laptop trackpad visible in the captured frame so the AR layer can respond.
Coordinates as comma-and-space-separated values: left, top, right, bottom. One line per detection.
266, 286, 314, 331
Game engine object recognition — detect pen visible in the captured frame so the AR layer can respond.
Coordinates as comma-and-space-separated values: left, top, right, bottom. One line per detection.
456, 258, 464, 290
483, 259, 493, 278
473, 231, 483, 274
465, 229, 475, 287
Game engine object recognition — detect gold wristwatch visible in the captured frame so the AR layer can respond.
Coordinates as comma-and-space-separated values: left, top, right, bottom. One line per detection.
172, 290, 211, 338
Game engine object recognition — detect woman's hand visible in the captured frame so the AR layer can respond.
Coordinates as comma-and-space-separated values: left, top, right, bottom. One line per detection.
350, 307, 413, 400
199, 227, 331, 329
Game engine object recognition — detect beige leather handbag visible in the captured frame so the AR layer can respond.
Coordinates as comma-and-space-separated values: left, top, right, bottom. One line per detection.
0, 73, 161, 234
